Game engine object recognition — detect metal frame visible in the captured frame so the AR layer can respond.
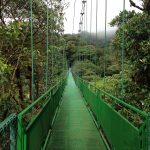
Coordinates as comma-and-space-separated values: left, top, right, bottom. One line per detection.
0, 113, 17, 150
148, 113, 150, 150
17, 75, 67, 150
73, 73, 149, 150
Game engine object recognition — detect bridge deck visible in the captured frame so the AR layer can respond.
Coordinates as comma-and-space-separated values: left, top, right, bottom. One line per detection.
46, 72, 106, 150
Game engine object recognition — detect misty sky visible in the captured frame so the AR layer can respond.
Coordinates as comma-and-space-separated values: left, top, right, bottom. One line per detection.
64, 0, 141, 34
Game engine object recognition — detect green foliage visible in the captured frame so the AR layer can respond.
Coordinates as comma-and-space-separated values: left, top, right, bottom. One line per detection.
106, 64, 119, 76
0, 0, 67, 122
96, 11, 150, 112
96, 64, 150, 112
71, 10, 150, 114
72, 60, 99, 81
0, 58, 10, 82
110, 10, 136, 27
111, 12, 150, 87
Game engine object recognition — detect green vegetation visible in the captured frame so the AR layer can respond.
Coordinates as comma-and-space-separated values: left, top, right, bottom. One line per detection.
109, 10, 150, 111
70, 10, 150, 113
0, 0, 149, 149
0, 0, 149, 145
0, 0, 67, 122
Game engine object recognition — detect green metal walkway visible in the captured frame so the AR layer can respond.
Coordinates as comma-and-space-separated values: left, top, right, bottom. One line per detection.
46, 72, 106, 150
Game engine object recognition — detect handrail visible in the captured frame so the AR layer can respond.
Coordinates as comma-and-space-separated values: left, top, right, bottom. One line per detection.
0, 113, 17, 150
0, 113, 17, 132
19, 77, 66, 117
100, 89, 148, 117
73, 72, 149, 150
73, 73, 148, 118
17, 73, 68, 150
26, 98, 51, 130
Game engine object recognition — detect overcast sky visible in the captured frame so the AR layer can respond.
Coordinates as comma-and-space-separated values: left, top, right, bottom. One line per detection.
63, 0, 141, 34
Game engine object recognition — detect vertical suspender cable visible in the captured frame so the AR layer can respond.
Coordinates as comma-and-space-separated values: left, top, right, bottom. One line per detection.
59, 3, 65, 73
84, 4, 86, 62
72, 0, 77, 62
80, 1, 83, 75
81, 0, 86, 74
86, 1, 87, 36
104, 0, 107, 89
95, 0, 98, 87
72, 0, 77, 34
46, 0, 49, 91
90, 0, 92, 61
90, 0, 92, 38
121, 0, 125, 97
81, 1, 84, 63
85, 1, 87, 61
80, 1, 83, 74
51, 1, 54, 83
96, 0, 98, 48
62, 30, 65, 72
30, 0, 34, 101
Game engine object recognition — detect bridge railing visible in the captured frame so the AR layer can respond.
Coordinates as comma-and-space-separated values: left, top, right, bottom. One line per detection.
0, 113, 17, 150
73, 73, 149, 150
17, 76, 67, 150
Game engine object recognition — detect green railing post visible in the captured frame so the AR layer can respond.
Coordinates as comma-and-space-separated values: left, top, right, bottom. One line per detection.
10, 123, 16, 150
97, 90, 101, 128
16, 75, 67, 150
0, 113, 17, 150
73, 73, 149, 150
148, 113, 150, 150
17, 115, 24, 150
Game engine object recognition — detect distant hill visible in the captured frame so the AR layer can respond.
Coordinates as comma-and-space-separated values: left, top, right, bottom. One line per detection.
80, 30, 116, 47
65, 29, 116, 47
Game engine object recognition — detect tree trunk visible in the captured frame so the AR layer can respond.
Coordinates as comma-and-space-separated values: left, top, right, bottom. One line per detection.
15, 68, 24, 105
129, 0, 150, 15
35, 65, 39, 99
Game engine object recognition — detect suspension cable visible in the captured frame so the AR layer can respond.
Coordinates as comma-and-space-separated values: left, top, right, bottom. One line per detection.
78, 0, 85, 63
29, 0, 34, 101
85, 0, 88, 62
46, 0, 49, 91
121, 0, 126, 97
83, 3, 86, 62
72, 0, 77, 34
81, 1, 86, 74
104, 0, 107, 89
72, 0, 77, 64
80, 0, 84, 73
86, 1, 88, 34
89, 0, 92, 61
96, 0, 98, 45
95, 0, 98, 87
51, 0, 54, 83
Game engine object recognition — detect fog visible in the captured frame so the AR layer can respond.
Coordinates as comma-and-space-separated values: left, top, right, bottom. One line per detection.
64, 0, 141, 34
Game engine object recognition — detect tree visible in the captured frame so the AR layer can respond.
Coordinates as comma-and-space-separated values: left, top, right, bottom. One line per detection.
110, 11, 150, 87
0, 0, 66, 120
129, 0, 150, 14
108, 10, 150, 112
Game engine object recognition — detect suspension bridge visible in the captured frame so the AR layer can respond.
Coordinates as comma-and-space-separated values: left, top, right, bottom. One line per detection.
0, 0, 150, 150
